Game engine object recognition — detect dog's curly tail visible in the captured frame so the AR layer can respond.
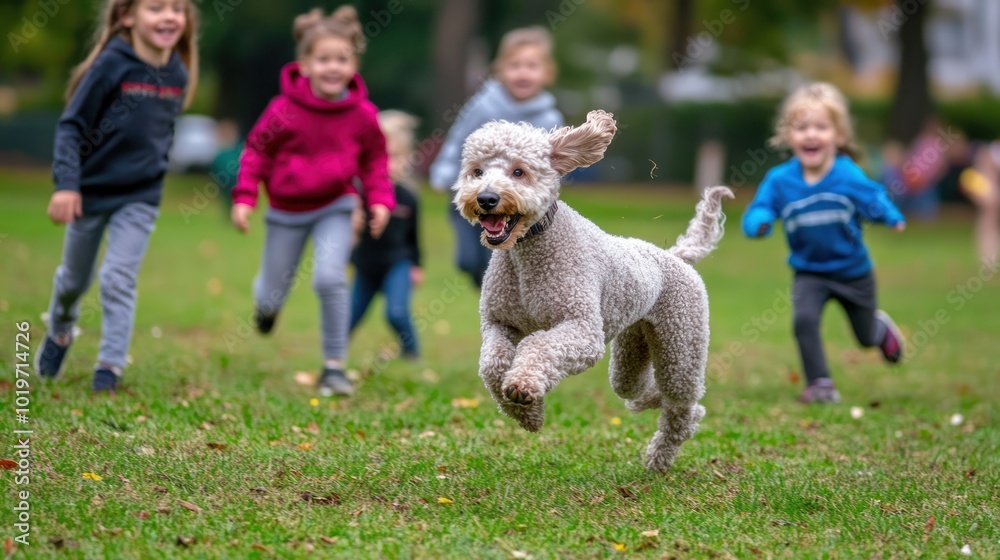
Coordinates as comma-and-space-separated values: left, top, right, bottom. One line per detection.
669, 186, 735, 265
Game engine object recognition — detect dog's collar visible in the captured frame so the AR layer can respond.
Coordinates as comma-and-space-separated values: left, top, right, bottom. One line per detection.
517, 202, 559, 243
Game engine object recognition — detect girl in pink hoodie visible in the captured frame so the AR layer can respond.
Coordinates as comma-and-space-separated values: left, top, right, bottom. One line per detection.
231, 6, 395, 396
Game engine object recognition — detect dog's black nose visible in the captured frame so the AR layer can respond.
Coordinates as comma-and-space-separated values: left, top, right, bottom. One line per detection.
477, 192, 500, 210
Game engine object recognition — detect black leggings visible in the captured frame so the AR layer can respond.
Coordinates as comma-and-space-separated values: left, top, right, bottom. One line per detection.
792, 271, 887, 381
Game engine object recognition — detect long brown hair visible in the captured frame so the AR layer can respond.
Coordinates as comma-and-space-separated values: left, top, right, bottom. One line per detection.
65, 0, 200, 108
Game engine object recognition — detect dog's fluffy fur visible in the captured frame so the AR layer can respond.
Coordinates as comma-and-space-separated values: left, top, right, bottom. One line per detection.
453, 111, 733, 471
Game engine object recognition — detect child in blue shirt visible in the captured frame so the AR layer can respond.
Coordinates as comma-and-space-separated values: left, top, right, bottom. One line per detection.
742, 83, 907, 404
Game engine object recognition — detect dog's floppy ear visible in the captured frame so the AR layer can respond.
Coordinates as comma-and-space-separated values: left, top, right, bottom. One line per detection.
549, 110, 617, 176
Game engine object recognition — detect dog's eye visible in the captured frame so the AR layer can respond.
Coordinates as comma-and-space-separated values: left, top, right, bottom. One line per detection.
474, 168, 483, 177
513, 169, 524, 177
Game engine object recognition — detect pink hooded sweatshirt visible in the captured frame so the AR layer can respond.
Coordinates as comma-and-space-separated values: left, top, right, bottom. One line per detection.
233, 63, 395, 213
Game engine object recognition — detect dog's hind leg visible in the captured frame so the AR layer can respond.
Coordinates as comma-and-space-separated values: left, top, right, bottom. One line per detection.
609, 322, 661, 412
643, 313, 708, 472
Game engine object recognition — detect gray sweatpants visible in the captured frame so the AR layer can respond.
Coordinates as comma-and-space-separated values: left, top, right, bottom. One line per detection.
46, 202, 159, 370
254, 196, 356, 361
792, 271, 887, 382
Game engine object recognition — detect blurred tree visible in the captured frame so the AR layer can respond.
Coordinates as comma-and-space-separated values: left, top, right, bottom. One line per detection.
431, 0, 481, 129
887, 0, 932, 143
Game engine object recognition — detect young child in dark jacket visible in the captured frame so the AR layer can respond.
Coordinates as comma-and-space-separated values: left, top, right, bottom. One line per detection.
350, 110, 423, 359
37, 0, 199, 393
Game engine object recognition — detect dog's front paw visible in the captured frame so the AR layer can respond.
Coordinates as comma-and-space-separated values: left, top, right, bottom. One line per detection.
502, 377, 544, 405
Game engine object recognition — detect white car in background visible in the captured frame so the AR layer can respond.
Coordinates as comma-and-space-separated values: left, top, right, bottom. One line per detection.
168, 115, 218, 173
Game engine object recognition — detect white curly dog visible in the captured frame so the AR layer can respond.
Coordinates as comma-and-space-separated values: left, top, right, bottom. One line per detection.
452, 110, 733, 471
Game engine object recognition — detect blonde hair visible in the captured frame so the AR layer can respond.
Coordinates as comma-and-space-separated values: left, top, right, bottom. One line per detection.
66, 0, 200, 109
294, 6, 365, 60
378, 110, 420, 187
492, 26, 556, 77
770, 83, 858, 159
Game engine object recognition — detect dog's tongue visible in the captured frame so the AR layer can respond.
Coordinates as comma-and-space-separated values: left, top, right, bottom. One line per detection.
480, 215, 505, 235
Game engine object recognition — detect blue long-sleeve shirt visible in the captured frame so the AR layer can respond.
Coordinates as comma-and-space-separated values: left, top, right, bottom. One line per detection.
52, 36, 188, 214
742, 155, 905, 280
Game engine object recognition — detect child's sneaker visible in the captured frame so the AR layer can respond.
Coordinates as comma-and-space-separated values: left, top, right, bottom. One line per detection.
91, 368, 119, 393
317, 367, 353, 397
798, 378, 841, 404
254, 308, 278, 335
876, 310, 904, 364
36, 334, 71, 379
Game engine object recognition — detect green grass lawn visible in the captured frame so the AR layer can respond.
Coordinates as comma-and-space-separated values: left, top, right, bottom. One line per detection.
0, 169, 997, 559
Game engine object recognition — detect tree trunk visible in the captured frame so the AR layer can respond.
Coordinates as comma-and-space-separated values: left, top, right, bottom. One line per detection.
432, 0, 481, 130
670, 0, 694, 69
889, 0, 933, 143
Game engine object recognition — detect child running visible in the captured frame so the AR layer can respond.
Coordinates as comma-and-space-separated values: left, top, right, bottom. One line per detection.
429, 26, 563, 287
350, 110, 423, 361
742, 83, 907, 404
37, 0, 199, 392
231, 6, 395, 397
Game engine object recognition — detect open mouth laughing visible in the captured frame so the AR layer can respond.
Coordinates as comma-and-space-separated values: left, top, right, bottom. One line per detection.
479, 213, 522, 245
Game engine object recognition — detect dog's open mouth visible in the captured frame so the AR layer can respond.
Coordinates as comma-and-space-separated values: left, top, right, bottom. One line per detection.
480, 213, 521, 245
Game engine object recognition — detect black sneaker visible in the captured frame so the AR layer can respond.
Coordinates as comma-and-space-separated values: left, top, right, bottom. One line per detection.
36, 334, 71, 379
91, 368, 119, 393
254, 309, 278, 335
798, 378, 841, 404
317, 367, 353, 397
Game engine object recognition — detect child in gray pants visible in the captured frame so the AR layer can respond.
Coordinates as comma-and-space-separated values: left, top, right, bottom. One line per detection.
231, 7, 396, 396
37, 17, 195, 392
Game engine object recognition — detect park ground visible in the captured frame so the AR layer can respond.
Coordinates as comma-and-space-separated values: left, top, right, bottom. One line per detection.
0, 169, 997, 558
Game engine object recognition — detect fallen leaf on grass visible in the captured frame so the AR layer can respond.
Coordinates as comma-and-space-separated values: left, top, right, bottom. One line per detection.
612, 542, 626, 551
176, 536, 195, 547
964, 469, 977, 478
153, 485, 168, 493
251, 544, 271, 552
300, 491, 340, 505
924, 515, 935, 538
156, 506, 171, 515
712, 469, 727, 481
83, 472, 103, 481
451, 397, 480, 408
5, 537, 15, 556
0, 459, 17, 470
615, 486, 637, 499
177, 499, 202, 513
641, 530, 659, 538
71, 409, 83, 416
207, 442, 227, 451
511, 551, 530, 559
305, 422, 320, 434
136, 511, 150, 520
419, 431, 436, 439
787, 370, 801, 384
437, 497, 453, 504
320, 536, 339, 545
297, 442, 312, 451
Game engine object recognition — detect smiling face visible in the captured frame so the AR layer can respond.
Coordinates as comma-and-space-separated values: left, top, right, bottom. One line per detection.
300, 36, 358, 101
453, 111, 617, 250
122, 0, 187, 65
497, 44, 553, 102
786, 105, 845, 181
453, 122, 562, 250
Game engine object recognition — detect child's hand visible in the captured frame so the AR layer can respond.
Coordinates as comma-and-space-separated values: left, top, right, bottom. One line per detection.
47, 191, 82, 224
231, 203, 254, 234
351, 207, 367, 235
368, 204, 391, 239
893, 222, 906, 232
410, 266, 424, 287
